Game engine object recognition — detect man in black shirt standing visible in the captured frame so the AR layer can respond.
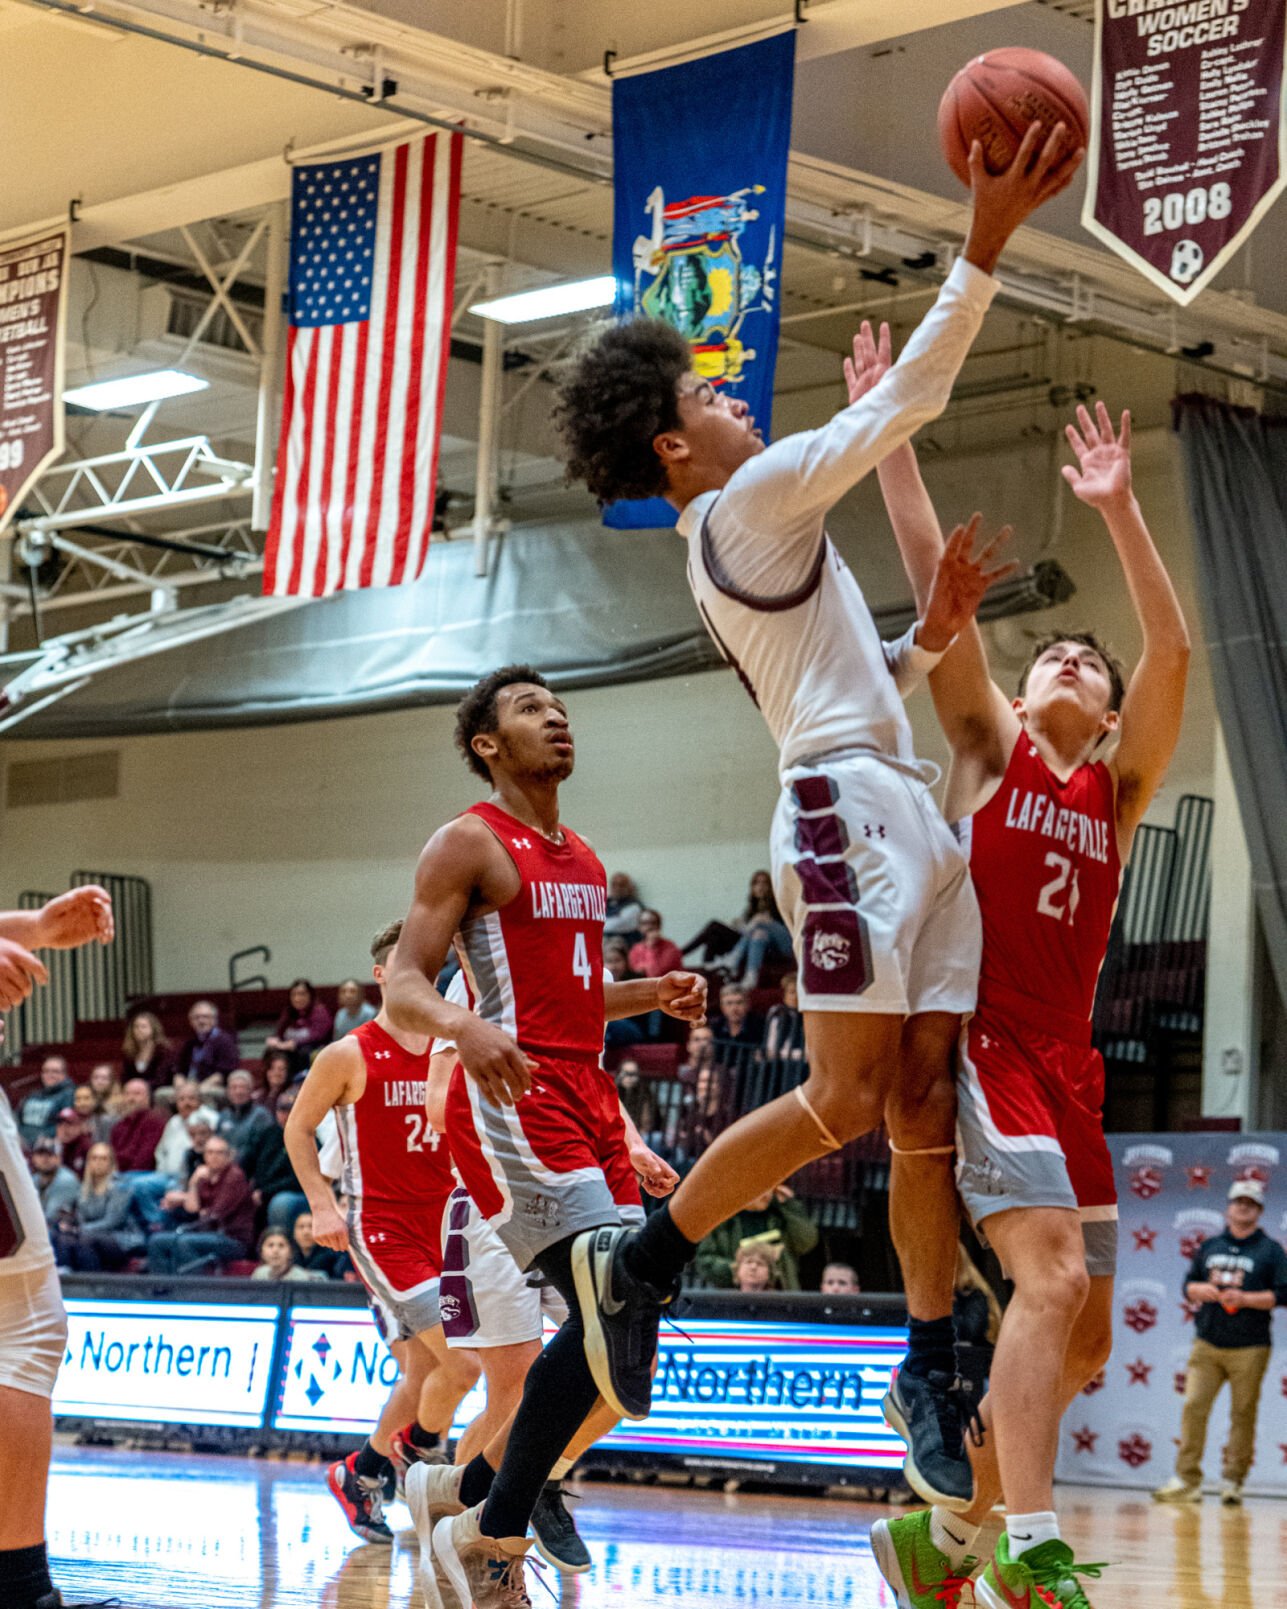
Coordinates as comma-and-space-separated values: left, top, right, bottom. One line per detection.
1154, 1178, 1287, 1505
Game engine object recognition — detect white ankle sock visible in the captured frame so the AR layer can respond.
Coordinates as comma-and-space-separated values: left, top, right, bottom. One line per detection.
929, 1508, 980, 1570
1006, 1511, 1060, 1557
548, 1457, 573, 1481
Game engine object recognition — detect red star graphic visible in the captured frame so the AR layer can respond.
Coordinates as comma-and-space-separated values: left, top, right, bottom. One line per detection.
1127, 1358, 1153, 1386
1180, 1299, 1199, 1323
1175, 1371, 1188, 1395
1281, 1375, 1287, 1399
1072, 1427, 1098, 1454
1280, 1445, 1287, 1465
1132, 1225, 1157, 1251
1187, 1164, 1212, 1189
1082, 1369, 1106, 1396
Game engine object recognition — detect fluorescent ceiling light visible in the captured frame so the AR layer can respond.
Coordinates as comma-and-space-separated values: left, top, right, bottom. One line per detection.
469, 275, 617, 325
63, 370, 209, 411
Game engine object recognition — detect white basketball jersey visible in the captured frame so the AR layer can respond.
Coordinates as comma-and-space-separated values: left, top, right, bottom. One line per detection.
0, 1088, 55, 1276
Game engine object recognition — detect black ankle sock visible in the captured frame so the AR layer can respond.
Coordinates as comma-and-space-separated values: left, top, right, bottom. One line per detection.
408, 1422, 441, 1451
623, 1200, 696, 1290
0, 1543, 53, 1609
903, 1315, 956, 1380
459, 1453, 496, 1509
354, 1439, 393, 1480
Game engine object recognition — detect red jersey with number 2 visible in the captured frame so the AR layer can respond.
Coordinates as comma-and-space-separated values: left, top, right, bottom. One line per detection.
455, 800, 606, 1057
967, 739, 1122, 1022
336, 1018, 454, 1211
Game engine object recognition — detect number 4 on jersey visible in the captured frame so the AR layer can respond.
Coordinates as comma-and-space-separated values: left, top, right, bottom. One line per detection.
571, 930, 594, 990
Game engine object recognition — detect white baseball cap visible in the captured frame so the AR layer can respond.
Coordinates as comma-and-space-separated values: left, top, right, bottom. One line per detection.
1228, 1178, 1266, 1206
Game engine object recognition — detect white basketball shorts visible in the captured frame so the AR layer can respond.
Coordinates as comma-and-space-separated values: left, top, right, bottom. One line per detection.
0, 1261, 68, 1399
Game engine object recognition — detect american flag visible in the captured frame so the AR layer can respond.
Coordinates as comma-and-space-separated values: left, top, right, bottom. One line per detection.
263, 133, 462, 597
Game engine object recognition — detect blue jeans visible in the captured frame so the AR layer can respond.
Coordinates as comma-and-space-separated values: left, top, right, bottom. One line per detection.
728, 918, 793, 987
148, 1230, 245, 1275
122, 1172, 177, 1230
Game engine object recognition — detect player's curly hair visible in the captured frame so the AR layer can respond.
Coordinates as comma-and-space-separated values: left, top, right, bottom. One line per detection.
370, 919, 402, 965
454, 664, 550, 781
553, 318, 691, 504
1018, 630, 1126, 712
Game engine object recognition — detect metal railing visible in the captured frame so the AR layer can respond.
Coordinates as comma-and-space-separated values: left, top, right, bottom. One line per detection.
229, 945, 271, 993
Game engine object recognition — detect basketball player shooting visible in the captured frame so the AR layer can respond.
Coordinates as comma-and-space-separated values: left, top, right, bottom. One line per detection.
865, 389, 1188, 1609
550, 124, 1082, 1506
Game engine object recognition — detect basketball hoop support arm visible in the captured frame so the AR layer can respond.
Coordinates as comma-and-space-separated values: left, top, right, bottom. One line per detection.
473, 264, 503, 578
252, 200, 287, 531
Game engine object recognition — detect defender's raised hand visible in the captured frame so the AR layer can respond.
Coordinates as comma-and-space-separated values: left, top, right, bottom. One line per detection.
843, 320, 893, 406
917, 515, 1019, 653
1062, 402, 1133, 511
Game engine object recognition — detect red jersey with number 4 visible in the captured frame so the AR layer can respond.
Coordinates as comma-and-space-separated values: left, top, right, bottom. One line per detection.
335, 1018, 454, 1210
966, 739, 1122, 1023
455, 800, 606, 1058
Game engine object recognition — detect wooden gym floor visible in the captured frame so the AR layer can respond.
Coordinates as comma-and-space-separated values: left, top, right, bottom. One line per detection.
46, 1444, 1287, 1607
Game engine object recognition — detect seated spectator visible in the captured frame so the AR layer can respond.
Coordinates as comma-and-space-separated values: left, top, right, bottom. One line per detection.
332, 978, 377, 1039
616, 1058, 658, 1138
603, 941, 645, 1049
30, 1137, 79, 1229
17, 1056, 76, 1147
218, 1069, 273, 1162
257, 1050, 294, 1108
243, 1090, 309, 1231
710, 984, 765, 1050
146, 1134, 255, 1275
603, 938, 636, 980
762, 972, 805, 1061
87, 1063, 126, 1121
603, 872, 644, 947
668, 1034, 730, 1162
252, 1226, 324, 1283
291, 1210, 349, 1279
129, 1084, 219, 1231
723, 871, 793, 988
177, 999, 240, 1084
110, 1079, 169, 1176
820, 1262, 862, 1295
53, 1107, 94, 1179
693, 1184, 819, 1291
732, 1242, 780, 1293
264, 978, 332, 1074
121, 1010, 178, 1090
50, 1144, 142, 1272
72, 1081, 116, 1144
628, 909, 686, 979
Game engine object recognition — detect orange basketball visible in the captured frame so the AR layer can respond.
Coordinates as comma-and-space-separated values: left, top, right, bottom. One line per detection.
938, 47, 1089, 187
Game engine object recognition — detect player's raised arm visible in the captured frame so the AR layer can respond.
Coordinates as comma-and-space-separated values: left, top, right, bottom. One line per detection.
1063, 403, 1190, 848
285, 1037, 362, 1249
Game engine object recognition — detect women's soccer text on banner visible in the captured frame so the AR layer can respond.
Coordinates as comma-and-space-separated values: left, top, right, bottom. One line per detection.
0, 228, 68, 533
1082, 0, 1287, 305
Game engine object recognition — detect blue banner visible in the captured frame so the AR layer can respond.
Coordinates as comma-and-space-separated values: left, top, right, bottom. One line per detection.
608, 29, 796, 529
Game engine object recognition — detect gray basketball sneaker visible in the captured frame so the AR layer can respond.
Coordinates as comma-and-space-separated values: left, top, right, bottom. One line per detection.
432, 1505, 536, 1609
406, 1460, 467, 1609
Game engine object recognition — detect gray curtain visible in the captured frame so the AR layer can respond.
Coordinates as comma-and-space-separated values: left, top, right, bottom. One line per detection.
1174, 394, 1287, 1002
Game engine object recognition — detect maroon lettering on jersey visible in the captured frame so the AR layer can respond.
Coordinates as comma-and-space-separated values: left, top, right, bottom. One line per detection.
337, 1019, 454, 1212
456, 801, 607, 1058
969, 740, 1122, 1024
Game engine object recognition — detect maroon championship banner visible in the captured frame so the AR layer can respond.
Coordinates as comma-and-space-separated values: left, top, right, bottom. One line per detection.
1083, 0, 1287, 304
0, 227, 69, 532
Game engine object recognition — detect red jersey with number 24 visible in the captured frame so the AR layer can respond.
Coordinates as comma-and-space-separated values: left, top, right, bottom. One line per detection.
335, 1018, 454, 1211
455, 800, 606, 1058
966, 739, 1122, 1023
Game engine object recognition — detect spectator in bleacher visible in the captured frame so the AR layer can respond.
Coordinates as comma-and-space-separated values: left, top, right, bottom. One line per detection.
16, 1055, 76, 1146
821, 1262, 862, 1295
331, 977, 377, 1039
628, 909, 686, 979
128, 1084, 219, 1229
257, 1050, 294, 1108
243, 1090, 309, 1231
218, 1069, 273, 1161
615, 1058, 658, 1139
762, 971, 805, 1061
52, 1106, 93, 1179
252, 1227, 324, 1284
120, 1010, 177, 1090
692, 1183, 819, 1292
603, 940, 646, 1050
146, 1134, 255, 1275
291, 1209, 349, 1279
72, 1081, 115, 1144
710, 983, 765, 1049
732, 1242, 780, 1293
669, 1033, 728, 1163
109, 1078, 169, 1175
87, 1061, 126, 1119
50, 1143, 142, 1272
29, 1137, 79, 1229
177, 999, 240, 1084
723, 870, 794, 989
264, 979, 333, 1075
603, 871, 644, 947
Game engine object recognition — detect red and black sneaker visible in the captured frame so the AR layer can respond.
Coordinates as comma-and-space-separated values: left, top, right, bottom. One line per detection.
327, 1450, 394, 1543
389, 1421, 447, 1498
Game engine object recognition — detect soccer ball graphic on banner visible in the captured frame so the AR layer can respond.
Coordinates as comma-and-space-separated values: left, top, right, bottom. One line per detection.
1170, 240, 1205, 285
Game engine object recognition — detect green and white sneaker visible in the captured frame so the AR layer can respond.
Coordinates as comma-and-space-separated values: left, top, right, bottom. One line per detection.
870, 1509, 977, 1609
976, 1535, 1106, 1609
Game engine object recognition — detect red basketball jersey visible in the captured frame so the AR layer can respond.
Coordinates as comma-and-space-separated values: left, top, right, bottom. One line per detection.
336, 1018, 454, 1210
456, 800, 606, 1057
966, 738, 1122, 1024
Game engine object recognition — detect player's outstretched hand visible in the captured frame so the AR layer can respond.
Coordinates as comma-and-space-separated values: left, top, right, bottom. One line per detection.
0, 938, 48, 1008
918, 514, 1020, 652
629, 1140, 680, 1198
964, 120, 1084, 272
455, 1015, 538, 1107
36, 885, 115, 949
843, 320, 893, 406
311, 1198, 350, 1252
1062, 402, 1133, 511
657, 970, 707, 1024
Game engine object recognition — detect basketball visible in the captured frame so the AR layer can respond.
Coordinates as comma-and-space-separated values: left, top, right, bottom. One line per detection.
938, 47, 1089, 187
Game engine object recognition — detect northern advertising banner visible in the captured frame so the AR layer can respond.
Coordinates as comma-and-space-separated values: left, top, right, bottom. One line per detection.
1057, 1131, 1287, 1496
1083, 0, 1287, 303
0, 227, 68, 531
607, 29, 796, 529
